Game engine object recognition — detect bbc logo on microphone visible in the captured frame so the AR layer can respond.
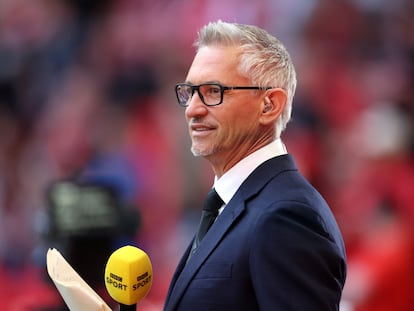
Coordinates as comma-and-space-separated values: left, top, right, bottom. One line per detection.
133, 272, 152, 290
106, 270, 152, 291
107, 273, 127, 291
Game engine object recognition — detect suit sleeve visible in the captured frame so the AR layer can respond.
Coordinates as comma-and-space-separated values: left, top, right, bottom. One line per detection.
249, 201, 345, 311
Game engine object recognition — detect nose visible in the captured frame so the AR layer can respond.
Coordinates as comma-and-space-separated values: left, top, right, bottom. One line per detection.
185, 90, 208, 118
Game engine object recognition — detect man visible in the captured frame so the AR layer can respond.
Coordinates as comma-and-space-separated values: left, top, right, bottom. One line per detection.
165, 20, 346, 311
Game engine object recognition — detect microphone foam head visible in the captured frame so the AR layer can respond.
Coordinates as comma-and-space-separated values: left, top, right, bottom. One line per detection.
104, 245, 152, 305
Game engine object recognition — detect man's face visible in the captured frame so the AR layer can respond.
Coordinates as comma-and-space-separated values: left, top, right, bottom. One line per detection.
184, 45, 265, 174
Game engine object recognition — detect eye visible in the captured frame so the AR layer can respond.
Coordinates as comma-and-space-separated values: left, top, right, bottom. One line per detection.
203, 84, 221, 97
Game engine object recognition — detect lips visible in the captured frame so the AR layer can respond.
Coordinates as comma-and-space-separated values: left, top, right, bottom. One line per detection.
189, 122, 216, 136
192, 125, 212, 131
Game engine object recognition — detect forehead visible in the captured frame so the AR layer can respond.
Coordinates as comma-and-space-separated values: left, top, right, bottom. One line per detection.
186, 46, 245, 84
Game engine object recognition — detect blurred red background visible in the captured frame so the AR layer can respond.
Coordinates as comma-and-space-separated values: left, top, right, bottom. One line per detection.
0, 0, 413, 310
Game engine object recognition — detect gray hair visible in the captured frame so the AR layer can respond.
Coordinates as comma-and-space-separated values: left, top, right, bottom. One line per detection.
195, 20, 297, 138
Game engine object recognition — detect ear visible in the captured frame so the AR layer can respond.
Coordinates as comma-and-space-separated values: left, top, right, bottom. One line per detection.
259, 88, 287, 125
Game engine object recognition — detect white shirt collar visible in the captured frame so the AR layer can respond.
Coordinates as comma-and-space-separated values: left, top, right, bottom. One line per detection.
213, 139, 287, 205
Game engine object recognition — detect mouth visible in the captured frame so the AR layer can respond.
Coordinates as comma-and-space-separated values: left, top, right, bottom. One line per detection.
189, 123, 216, 136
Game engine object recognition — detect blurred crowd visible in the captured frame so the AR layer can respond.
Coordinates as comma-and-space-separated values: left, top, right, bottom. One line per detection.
0, 0, 413, 310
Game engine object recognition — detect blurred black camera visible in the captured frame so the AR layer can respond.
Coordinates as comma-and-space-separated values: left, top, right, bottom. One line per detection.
45, 179, 140, 288
48, 181, 123, 238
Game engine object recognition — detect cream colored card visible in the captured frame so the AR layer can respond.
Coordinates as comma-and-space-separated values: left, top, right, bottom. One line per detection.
47, 248, 112, 311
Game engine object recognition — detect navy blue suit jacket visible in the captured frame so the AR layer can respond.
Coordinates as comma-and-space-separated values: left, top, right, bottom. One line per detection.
164, 155, 346, 311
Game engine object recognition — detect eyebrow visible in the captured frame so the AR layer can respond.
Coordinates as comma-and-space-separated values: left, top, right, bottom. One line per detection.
184, 80, 223, 85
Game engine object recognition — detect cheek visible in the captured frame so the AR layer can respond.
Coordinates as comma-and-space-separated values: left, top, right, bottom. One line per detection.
219, 110, 259, 141
236, 104, 261, 126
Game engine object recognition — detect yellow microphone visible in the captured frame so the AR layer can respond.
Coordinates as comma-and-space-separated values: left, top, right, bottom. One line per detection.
104, 245, 153, 310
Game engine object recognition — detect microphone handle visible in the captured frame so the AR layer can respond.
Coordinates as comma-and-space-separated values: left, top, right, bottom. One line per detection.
120, 304, 137, 311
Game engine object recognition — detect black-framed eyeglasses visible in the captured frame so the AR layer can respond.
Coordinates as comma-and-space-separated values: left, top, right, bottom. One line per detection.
175, 83, 274, 107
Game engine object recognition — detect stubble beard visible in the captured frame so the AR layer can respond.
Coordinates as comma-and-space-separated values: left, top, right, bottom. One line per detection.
191, 142, 220, 157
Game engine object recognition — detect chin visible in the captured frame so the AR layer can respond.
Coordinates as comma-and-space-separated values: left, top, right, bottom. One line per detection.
191, 147, 206, 157
191, 145, 216, 157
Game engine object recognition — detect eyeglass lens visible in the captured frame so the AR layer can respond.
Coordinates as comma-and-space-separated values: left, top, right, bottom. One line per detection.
176, 84, 223, 106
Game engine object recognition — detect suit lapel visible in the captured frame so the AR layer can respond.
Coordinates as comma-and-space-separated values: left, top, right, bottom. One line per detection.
165, 195, 245, 311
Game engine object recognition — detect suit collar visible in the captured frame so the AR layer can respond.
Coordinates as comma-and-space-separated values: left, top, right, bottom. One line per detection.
214, 139, 288, 205
239, 154, 297, 200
